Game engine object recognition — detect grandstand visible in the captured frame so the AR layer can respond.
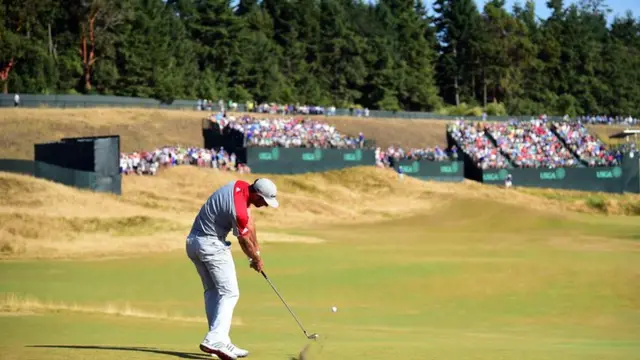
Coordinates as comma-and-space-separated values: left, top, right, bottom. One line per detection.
109, 113, 638, 194
2, 105, 632, 192
117, 114, 630, 177
447, 120, 511, 170
447, 119, 623, 170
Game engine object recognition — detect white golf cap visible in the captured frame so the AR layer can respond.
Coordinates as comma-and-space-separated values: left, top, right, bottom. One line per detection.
253, 178, 279, 208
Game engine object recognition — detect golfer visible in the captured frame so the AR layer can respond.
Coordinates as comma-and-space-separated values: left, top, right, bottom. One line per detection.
186, 178, 279, 360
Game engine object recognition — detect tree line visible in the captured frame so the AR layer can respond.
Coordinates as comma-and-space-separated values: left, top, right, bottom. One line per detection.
1, 0, 640, 116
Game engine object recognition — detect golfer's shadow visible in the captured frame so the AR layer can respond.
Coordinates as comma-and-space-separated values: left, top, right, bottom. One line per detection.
27, 345, 210, 359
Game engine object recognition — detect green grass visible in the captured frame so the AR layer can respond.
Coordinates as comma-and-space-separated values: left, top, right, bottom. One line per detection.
2, 200, 640, 360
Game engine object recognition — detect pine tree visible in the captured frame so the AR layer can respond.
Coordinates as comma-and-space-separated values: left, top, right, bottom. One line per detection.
433, 0, 482, 106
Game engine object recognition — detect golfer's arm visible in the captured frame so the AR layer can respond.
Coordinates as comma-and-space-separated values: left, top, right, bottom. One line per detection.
248, 214, 261, 253
236, 207, 261, 262
238, 231, 260, 263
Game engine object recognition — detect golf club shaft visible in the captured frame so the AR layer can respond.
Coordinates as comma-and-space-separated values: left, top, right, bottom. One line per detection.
260, 270, 310, 336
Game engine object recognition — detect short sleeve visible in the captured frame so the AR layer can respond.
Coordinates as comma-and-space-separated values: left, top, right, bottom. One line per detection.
233, 181, 250, 237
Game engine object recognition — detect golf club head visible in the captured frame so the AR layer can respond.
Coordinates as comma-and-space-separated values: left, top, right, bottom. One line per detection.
306, 333, 319, 340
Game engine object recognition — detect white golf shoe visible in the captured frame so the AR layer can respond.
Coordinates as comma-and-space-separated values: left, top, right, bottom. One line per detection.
209, 344, 249, 359
230, 344, 249, 358
199, 340, 238, 360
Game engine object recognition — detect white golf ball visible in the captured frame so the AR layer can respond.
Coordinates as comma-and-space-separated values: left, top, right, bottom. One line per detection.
331, 306, 337, 313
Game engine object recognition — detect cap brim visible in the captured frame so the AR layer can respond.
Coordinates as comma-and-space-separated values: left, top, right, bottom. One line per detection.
261, 195, 279, 208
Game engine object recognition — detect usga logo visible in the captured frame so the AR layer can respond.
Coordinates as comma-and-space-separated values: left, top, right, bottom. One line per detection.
483, 169, 509, 181
440, 162, 459, 174
258, 148, 279, 160
302, 148, 323, 161
596, 167, 622, 179
399, 161, 420, 174
343, 149, 363, 161
539, 168, 566, 180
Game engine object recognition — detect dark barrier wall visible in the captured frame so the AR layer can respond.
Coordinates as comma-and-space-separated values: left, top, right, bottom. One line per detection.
0, 159, 121, 195
447, 131, 483, 182
0, 159, 35, 175
394, 160, 464, 182
59, 135, 120, 175
621, 151, 640, 193
246, 147, 375, 174
480, 166, 626, 193
34, 161, 122, 195
202, 121, 247, 163
35, 135, 120, 173
32, 135, 122, 195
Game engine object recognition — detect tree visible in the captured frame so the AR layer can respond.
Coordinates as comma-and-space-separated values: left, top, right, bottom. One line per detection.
433, 0, 482, 106
385, 0, 441, 110
1, 0, 639, 116
235, 0, 288, 102
67, 0, 128, 92
317, 0, 366, 107
115, 0, 197, 101
0, 2, 19, 94
1, 0, 58, 93
480, 0, 535, 107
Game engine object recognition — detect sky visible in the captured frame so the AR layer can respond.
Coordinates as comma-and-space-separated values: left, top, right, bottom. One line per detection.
482, 0, 637, 21
427, 0, 640, 24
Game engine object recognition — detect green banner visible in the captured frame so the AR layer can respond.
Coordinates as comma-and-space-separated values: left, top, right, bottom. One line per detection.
480, 166, 625, 193
394, 160, 464, 182
246, 147, 374, 174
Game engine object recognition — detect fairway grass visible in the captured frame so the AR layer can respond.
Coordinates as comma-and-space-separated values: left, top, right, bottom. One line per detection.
1, 169, 640, 359
1, 216, 639, 360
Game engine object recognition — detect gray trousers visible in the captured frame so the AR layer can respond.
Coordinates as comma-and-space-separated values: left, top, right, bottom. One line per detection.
186, 235, 240, 344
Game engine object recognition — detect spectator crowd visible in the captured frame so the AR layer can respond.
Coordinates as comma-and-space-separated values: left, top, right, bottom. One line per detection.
552, 122, 622, 167
375, 145, 456, 168
210, 114, 366, 149
197, 99, 339, 116
572, 115, 638, 126
485, 119, 579, 168
210, 114, 459, 169
448, 118, 623, 169
119, 146, 250, 176
448, 120, 512, 169
122, 111, 630, 177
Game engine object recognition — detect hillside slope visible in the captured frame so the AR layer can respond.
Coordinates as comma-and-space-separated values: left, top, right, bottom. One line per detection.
0, 108, 636, 159
0, 108, 450, 159
1, 109, 636, 160
1, 166, 638, 259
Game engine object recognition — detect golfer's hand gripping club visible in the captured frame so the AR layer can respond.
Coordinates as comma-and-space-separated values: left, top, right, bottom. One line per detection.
247, 251, 263, 272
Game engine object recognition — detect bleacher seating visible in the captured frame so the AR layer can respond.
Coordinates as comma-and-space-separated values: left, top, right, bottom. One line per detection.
376, 145, 456, 168
448, 118, 622, 170
484, 119, 579, 168
551, 122, 620, 167
210, 115, 363, 149
448, 121, 511, 169
129, 115, 624, 177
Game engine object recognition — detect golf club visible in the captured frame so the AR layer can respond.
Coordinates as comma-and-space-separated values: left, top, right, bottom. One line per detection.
260, 270, 319, 340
